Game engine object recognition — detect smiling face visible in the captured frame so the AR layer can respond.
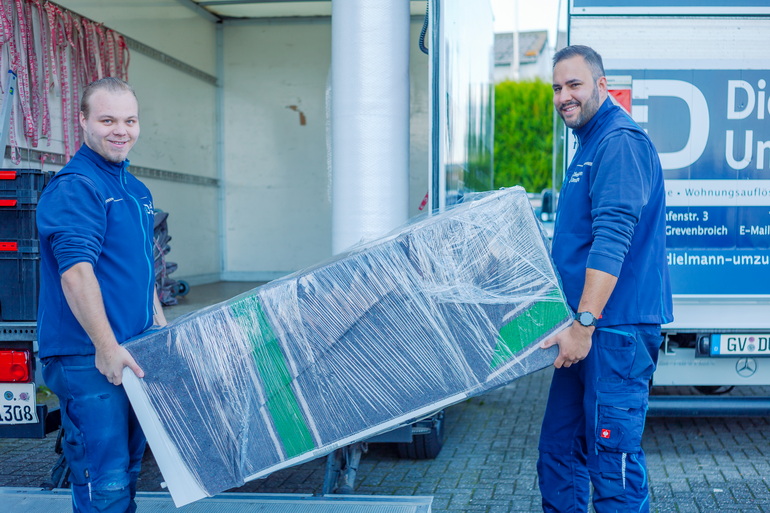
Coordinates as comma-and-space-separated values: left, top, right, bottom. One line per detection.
552, 55, 607, 130
79, 89, 139, 163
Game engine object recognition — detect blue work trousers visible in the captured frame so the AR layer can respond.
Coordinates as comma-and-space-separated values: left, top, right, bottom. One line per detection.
537, 325, 663, 513
42, 356, 146, 513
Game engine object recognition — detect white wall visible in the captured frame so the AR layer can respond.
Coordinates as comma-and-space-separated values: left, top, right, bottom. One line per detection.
221, 18, 430, 280
58, 0, 217, 74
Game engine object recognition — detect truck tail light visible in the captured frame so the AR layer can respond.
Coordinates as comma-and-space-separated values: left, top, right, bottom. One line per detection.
0, 350, 31, 382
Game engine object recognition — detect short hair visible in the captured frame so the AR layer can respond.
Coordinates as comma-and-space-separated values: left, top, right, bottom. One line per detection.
80, 77, 137, 119
553, 45, 605, 82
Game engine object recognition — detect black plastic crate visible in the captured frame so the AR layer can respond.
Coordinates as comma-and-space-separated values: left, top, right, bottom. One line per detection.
0, 207, 38, 240
0, 169, 53, 241
0, 239, 38, 253
0, 169, 52, 194
0, 250, 40, 321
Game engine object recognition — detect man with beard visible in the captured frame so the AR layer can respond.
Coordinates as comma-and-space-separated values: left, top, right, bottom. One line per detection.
536, 45, 673, 512
37, 77, 166, 513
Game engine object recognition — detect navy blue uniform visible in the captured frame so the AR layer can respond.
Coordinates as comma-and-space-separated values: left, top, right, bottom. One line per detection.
37, 143, 155, 513
538, 98, 673, 512
37, 143, 155, 358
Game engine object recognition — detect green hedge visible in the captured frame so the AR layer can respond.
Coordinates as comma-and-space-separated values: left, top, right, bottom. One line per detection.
494, 79, 554, 193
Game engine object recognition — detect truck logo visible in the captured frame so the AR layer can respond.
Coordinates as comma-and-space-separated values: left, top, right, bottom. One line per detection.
631, 79, 709, 170
607, 70, 770, 296
735, 358, 757, 378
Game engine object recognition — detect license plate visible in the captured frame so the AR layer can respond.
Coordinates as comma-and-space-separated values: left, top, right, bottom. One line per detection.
0, 382, 39, 424
711, 334, 770, 357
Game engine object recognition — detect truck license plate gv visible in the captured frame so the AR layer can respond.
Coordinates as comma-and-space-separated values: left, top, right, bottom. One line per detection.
711, 334, 770, 357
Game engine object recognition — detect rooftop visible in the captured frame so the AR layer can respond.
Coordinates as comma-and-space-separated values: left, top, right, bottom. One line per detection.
494, 30, 548, 66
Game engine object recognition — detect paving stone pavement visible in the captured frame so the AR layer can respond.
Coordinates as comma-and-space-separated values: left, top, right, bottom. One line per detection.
2, 368, 769, 512
2, 283, 769, 512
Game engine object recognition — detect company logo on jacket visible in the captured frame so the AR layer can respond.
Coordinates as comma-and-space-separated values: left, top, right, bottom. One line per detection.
569, 162, 593, 183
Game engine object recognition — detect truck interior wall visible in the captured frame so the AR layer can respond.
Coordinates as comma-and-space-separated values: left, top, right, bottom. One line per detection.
127, 54, 220, 283
55, 0, 217, 75
221, 17, 430, 281
9, 0, 222, 284
5, 4, 430, 285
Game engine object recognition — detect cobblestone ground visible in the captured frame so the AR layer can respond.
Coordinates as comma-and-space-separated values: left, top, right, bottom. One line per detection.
3, 284, 769, 512
3, 368, 769, 512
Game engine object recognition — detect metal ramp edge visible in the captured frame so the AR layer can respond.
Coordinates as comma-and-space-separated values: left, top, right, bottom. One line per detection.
0, 488, 433, 513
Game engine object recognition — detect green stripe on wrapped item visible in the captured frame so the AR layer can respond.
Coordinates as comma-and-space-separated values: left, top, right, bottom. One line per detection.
229, 296, 316, 458
491, 290, 572, 371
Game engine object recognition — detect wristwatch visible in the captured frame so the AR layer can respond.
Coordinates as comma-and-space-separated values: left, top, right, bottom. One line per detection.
575, 311, 598, 327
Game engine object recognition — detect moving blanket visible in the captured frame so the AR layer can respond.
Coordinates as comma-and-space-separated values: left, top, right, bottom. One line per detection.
122, 186, 573, 506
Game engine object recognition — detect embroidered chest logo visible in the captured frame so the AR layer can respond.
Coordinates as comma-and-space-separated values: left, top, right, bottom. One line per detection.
569, 171, 583, 183
569, 161, 592, 183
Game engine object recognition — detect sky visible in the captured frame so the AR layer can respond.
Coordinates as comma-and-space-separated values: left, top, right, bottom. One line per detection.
490, 0, 564, 47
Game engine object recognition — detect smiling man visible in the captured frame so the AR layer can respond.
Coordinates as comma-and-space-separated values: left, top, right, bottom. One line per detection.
79, 83, 140, 163
537, 46, 673, 512
37, 77, 166, 513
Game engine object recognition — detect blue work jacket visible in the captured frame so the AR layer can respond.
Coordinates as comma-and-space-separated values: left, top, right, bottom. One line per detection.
552, 97, 673, 326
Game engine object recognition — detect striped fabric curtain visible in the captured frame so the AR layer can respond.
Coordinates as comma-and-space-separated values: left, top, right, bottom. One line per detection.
0, 0, 130, 161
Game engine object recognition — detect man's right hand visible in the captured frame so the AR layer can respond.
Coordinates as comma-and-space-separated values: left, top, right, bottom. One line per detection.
95, 343, 144, 386
540, 322, 594, 368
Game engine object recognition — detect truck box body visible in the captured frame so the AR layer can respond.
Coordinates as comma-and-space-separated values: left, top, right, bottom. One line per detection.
566, 1, 770, 388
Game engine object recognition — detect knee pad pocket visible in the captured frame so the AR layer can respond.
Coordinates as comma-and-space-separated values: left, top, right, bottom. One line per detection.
91, 469, 131, 491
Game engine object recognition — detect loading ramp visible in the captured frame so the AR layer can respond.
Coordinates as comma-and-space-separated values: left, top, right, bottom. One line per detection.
0, 488, 433, 513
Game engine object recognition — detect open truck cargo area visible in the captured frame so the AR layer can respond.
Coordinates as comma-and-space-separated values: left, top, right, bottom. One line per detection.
0, 0, 504, 507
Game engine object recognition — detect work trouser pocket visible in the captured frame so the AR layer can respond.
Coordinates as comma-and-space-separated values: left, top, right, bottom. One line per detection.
42, 357, 92, 486
595, 391, 646, 454
61, 423, 90, 486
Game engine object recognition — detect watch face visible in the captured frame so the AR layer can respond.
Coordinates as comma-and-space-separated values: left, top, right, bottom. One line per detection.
578, 312, 595, 326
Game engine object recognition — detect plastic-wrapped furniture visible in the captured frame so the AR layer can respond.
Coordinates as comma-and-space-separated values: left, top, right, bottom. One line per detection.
123, 186, 572, 506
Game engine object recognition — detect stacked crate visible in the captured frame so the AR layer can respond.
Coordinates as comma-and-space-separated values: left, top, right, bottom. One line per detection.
0, 169, 53, 322
0, 169, 54, 438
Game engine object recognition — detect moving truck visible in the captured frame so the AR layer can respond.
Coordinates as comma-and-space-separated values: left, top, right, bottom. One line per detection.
565, 0, 770, 413
0, 0, 497, 498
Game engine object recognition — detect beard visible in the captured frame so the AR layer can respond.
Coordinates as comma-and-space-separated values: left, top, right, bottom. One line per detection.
560, 85, 602, 130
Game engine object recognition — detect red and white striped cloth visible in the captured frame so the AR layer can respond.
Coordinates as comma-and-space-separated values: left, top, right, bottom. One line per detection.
0, 0, 130, 162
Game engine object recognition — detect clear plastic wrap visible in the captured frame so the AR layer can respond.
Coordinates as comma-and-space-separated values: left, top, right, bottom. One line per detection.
123, 186, 572, 506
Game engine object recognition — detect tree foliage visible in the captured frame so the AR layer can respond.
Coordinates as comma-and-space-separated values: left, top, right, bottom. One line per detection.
494, 79, 554, 193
